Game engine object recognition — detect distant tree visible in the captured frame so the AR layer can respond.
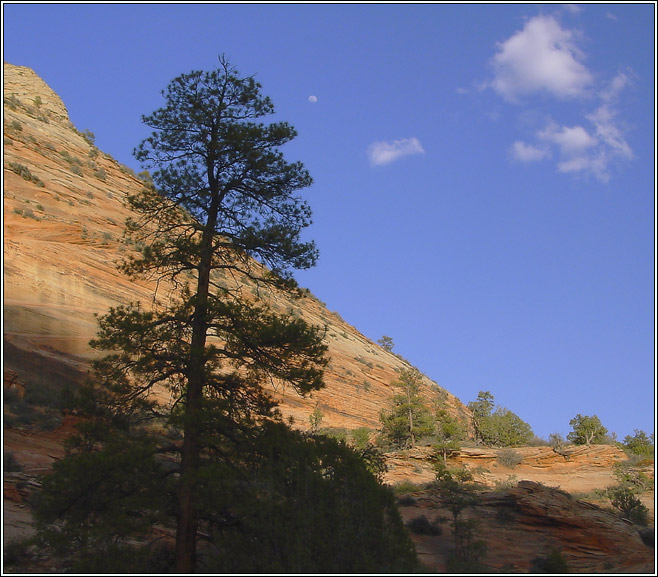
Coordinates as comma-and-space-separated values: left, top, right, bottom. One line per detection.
379, 368, 434, 449
309, 404, 324, 433
431, 463, 487, 571
567, 414, 608, 446
549, 432, 569, 456
468, 391, 495, 442
377, 335, 395, 352
621, 429, 654, 458
468, 391, 533, 447
433, 408, 466, 463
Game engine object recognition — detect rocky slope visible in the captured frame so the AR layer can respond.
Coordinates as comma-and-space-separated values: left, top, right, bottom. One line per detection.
398, 480, 654, 573
3, 62, 466, 432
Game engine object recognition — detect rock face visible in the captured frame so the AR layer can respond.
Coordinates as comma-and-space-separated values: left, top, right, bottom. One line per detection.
399, 480, 654, 573
3, 62, 468, 431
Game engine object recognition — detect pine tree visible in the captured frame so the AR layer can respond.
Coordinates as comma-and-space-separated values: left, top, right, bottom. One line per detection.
379, 367, 434, 448
90, 56, 328, 572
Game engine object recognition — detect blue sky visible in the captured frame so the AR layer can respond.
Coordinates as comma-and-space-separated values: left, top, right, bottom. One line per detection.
3, 3, 655, 441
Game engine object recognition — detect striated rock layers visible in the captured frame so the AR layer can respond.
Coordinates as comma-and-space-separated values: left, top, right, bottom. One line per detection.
3, 62, 468, 431
399, 480, 654, 573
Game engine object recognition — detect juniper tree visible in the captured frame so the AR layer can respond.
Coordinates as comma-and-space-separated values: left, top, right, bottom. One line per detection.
90, 56, 328, 572
567, 414, 608, 446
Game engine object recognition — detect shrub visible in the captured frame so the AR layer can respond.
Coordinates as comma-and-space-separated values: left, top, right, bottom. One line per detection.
531, 549, 570, 573
605, 485, 650, 526
406, 515, 442, 536
7, 162, 44, 186
393, 480, 422, 495
496, 448, 523, 469
94, 167, 107, 181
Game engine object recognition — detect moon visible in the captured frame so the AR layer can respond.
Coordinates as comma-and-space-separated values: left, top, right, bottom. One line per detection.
308, 95, 318, 103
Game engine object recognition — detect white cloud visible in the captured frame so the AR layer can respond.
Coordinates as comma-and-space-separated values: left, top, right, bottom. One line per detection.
587, 104, 632, 160
490, 15, 592, 102
367, 137, 425, 166
511, 141, 550, 162
538, 123, 597, 155
485, 17, 634, 182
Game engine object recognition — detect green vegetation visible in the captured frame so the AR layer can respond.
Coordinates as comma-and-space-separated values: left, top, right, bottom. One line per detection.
530, 549, 570, 573
377, 335, 394, 352
433, 408, 466, 463
567, 414, 608, 446
406, 514, 442, 536
468, 391, 533, 447
621, 429, 654, 458
7, 162, 44, 186
80, 128, 96, 146
431, 463, 488, 572
379, 367, 434, 448
496, 448, 523, 469
33, 57, 417, 573
603, 485, 649, 526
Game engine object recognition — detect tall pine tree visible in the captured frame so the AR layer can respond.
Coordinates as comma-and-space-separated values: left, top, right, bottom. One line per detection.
91, 56, 328, 572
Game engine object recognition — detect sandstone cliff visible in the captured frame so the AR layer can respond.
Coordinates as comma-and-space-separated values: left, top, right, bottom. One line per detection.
3, 62, 468, 431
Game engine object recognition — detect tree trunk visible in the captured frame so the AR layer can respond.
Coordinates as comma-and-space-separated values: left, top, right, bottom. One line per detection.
175, 216, 216, 572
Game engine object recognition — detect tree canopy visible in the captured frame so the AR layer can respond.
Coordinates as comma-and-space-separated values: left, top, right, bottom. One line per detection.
379, 367, 434, 448
32, 57, 417, 573
567, 414, 608, 446
467, 391, 533, 447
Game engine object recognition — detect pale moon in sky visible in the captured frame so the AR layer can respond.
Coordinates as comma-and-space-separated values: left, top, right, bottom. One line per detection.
308, 95, 318, 103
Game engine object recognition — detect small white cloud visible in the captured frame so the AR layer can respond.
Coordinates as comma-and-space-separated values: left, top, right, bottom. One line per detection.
490, 15, 592, 102
308, 95, 318, 103
367, 137, 425, 166
539, 123, 596, 155
606, 12, 618, 21
511, 141, 550, 162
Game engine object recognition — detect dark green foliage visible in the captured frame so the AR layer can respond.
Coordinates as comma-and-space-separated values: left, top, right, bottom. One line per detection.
434, 408, 466, 462
567, 414, 608, 446
379, 367, 435, 448
468, 391, 533, 447
621, 430, 654, 458
531, 549, 570, 573
604, 485, 650, 526
431, 463, 486, 568
33, 424, 170, 565
406, 514, 442, 536
198, 423, 417, 573
34, 417, 416, 573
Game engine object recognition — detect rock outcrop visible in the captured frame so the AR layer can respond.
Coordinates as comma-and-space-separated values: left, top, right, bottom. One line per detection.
399, 480, 654, 573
